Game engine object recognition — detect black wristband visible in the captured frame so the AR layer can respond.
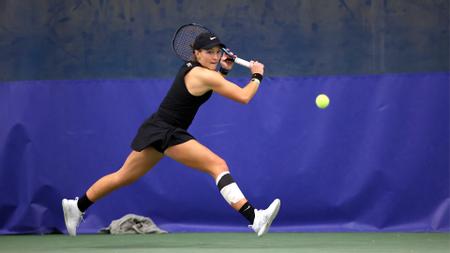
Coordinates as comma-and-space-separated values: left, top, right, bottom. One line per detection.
219, 67, 230, 75
251, 73, 263, 82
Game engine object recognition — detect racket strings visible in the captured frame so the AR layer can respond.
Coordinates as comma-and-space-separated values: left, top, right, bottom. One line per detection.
173, 25, 209, 61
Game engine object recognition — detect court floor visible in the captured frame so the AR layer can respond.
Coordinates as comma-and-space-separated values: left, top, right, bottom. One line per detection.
0, 232, 448, 253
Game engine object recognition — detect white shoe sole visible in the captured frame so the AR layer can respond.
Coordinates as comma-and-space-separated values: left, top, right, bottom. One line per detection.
62, 199, 77, 236
258, 198, 281, 237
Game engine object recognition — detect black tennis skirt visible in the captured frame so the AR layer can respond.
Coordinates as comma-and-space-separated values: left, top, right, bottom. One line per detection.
131, 114, 195, 153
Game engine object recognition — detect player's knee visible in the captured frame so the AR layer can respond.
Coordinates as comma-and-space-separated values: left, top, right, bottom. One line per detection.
210, 157, 229, 177
114, 170, 139, 186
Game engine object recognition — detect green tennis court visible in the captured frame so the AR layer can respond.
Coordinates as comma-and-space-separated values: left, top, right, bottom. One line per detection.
0, 233, 448, 253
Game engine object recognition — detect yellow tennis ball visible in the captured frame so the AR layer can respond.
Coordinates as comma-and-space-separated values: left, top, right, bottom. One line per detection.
315, 94, 330, 109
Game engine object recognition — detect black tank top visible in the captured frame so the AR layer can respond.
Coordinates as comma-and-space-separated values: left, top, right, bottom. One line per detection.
155, 61, 213, 129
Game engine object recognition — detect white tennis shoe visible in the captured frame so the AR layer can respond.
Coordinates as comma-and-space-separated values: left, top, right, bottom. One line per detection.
62, 198, 84, 236
249, 198, 281, 237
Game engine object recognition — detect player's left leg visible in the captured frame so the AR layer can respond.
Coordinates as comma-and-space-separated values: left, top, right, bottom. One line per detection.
62, 147, 163, 236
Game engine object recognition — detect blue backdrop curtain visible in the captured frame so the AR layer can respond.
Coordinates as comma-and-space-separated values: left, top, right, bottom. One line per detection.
0, 72, 448, 233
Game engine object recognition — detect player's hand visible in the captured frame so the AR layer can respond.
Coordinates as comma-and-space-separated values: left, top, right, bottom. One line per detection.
250, 61, 264, 76
220, 48, 235, 71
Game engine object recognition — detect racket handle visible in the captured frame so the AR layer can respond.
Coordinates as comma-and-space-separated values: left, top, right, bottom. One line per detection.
222, 48, 251, 68
234, 57, 251, 68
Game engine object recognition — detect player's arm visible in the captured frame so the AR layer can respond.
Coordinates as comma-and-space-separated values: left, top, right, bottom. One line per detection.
198, 61, 264, 104
200, 68, 261, 104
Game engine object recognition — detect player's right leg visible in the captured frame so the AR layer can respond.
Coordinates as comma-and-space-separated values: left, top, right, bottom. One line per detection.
164, 139, 280, 237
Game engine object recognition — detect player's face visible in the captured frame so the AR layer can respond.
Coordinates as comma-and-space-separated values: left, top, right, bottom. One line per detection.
195, 47, 222, 70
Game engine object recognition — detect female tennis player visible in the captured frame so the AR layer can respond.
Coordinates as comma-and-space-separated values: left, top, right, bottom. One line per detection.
62, 32, 280, 237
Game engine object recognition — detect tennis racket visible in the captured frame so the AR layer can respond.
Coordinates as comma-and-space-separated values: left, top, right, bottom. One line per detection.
172, 23, 251, 68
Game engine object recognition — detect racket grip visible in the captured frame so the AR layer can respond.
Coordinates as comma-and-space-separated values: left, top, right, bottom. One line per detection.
222, 48, 251, 68
234, 57, 251, 68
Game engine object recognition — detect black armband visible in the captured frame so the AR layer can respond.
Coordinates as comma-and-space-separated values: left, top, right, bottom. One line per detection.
251, 73, 263, 82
